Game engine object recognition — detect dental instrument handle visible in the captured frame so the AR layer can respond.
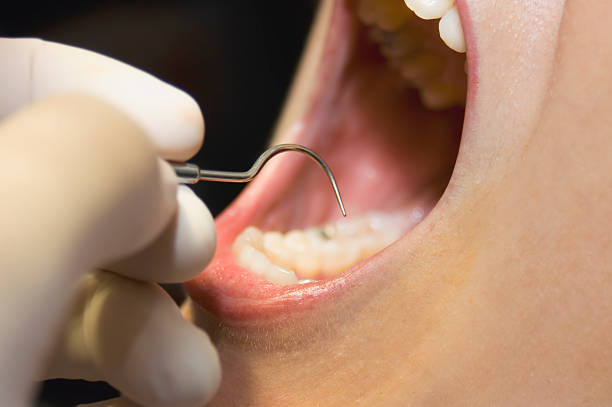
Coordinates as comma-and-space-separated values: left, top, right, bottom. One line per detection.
170, 144, 346, 216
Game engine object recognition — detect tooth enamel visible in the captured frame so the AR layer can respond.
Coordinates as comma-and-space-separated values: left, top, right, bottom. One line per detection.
398, 52, 444, 88
233, 211, 423, 283
404, 0, 454, 20
421, 76, 466, 109
236, 244, 269, 276
234, 226, 264, 251
439, 6, 466, 53
295, 251, 321, 279
263, 231, 293, 269
264, 264, 299, 285
285, 230, 308, 251
319, 240, 344, 275
234, 244, 298, 286
358, 0, 412, 31
322, 241, 361, 277
295, 229, 323, 278
358, 0, 467, 109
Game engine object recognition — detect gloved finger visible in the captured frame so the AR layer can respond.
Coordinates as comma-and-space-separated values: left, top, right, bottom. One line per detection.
0, 95, 177, 404
77, 397, 140, 407
0, 37, 203, 161
45, 272, 221, 407
108, 186, 216, 283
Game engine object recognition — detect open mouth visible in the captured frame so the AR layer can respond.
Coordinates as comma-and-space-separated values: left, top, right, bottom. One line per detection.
185, 0, 474, 322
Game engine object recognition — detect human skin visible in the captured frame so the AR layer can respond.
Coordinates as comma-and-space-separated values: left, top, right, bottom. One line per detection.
183, 0, 612, 405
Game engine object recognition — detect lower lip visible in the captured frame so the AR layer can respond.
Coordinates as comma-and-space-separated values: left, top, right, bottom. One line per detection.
455, 0, 479, 116
184, 153, 377, 323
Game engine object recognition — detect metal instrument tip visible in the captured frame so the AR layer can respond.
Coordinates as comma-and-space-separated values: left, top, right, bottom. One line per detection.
172, 144, 347, 217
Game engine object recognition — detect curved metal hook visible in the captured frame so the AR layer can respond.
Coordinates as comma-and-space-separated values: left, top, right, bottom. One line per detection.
172, 144, 346, 216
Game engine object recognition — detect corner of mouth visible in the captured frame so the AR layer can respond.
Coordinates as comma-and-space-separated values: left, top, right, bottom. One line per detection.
184, 0, 477, 324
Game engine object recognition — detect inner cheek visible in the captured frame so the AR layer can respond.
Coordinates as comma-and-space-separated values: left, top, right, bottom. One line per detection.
258, 73, 463, 232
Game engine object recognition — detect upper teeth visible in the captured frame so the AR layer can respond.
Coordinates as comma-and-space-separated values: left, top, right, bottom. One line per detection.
357, 0, 467, 109
404, 0, 454, 20
438, 6, 466, 53
404, 0, 466, 53
232, 209, 424, 285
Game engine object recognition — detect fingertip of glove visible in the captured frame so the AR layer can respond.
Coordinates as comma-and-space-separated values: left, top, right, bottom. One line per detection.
167, 326, 222, 407
30, 40, 205, 161
107, 185, 215, 283
145, 87, 205, 161
137, 305, 222, 407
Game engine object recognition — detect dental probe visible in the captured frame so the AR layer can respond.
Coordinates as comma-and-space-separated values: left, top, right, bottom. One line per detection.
171, 144, 346, 216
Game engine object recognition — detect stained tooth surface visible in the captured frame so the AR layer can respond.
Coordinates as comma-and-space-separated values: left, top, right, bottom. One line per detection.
358, 0, 411, 31
357, 0, 466, 109
232, 210, 422, 284
439, 6, 466, 53
404, 0, 455, 20
421, 76, 466, 109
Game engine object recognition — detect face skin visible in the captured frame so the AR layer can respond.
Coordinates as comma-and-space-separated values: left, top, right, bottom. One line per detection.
182, 0, 612, 405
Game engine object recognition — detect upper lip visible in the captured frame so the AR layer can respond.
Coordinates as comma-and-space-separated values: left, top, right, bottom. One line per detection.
184, 0, 476, 324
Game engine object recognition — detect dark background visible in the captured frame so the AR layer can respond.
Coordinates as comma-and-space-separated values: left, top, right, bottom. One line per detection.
0, 1, 315, 405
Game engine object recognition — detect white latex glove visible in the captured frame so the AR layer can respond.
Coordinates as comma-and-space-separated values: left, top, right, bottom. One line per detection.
0, 38, 220, 407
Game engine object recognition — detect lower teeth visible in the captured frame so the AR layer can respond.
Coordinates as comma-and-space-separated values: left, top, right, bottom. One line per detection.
232, 209, 425, 285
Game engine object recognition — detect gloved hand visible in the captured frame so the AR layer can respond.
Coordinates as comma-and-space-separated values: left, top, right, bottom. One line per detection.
0, 38, 220, 407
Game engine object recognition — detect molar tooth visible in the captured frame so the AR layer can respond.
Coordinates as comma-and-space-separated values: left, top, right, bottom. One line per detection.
284, 230, 317, 277
336, 217, 369, 237
264, 264, 298, 286
398, 52, 444, 88
294, 229, 323, 278
236, 243, 298, 285
237, 244, 270, 276
322, 240, 361, 277
295, 251, 321, 279
233, 226, 263, 251
368, 211, 394, 231
322, 224, 336, 240
404, 0, 455, 20
263, 231, 293, 269
420, 77, 466, 109
358, 0, 412, 31
320, 240, 344, 275
285, 230, 308, 252
233, 210, 417, 281
355, 235, 379, 258
439, 6, 466, 53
